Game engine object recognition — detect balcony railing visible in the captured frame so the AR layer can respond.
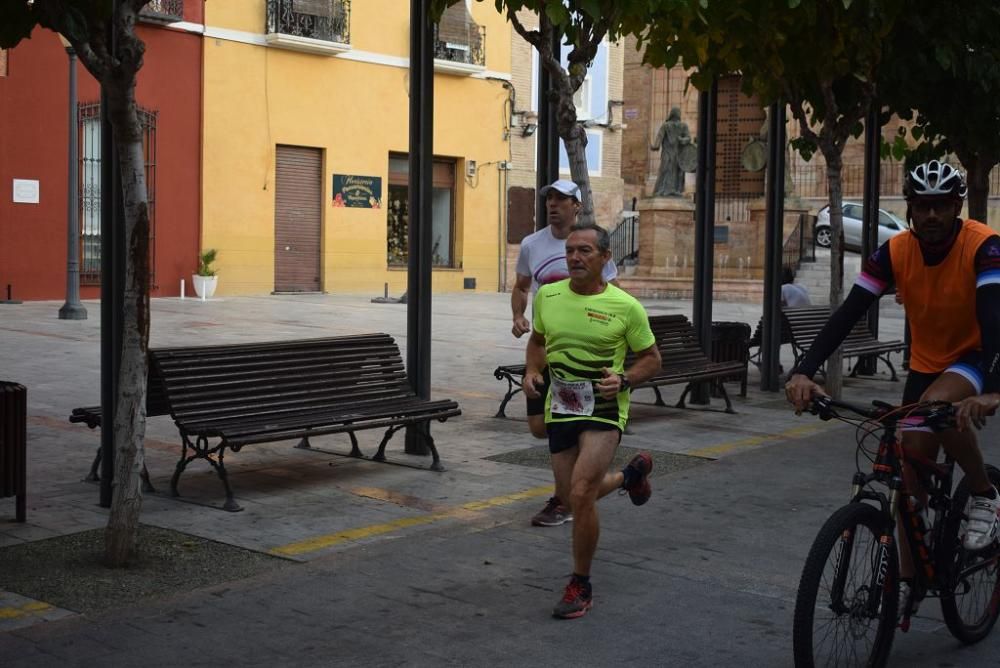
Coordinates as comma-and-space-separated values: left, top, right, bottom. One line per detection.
139, 0, 184, 23
433, 23, 486, 70
266, 0, 351, 52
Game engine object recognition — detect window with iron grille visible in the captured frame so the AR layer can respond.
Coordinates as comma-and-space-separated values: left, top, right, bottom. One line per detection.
266, 0, 351, 44
78, 103, 158, 287
139, 0, 185, 22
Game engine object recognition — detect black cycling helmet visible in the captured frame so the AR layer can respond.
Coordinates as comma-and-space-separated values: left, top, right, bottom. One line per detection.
903, 160, 967, 200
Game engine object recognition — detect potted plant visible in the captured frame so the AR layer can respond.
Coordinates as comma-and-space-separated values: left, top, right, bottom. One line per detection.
192, 248, 218, 299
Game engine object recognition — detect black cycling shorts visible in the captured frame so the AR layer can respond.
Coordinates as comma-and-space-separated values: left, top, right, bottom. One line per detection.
546, 419, 622, 454
902, 350, 986, 404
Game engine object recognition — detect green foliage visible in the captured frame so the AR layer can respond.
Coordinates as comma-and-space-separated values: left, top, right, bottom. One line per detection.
0, 2, 39, 47
879, 0, 1000, 193
0, 1, 113, 49
432, 0, 653, 50
641, 0, 904, 170
197, 249, 218, 277
642, 0, 902, 106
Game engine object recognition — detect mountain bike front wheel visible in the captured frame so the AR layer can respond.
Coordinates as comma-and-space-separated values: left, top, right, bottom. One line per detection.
793, 502, 899, 667
940, 464, 1000, 644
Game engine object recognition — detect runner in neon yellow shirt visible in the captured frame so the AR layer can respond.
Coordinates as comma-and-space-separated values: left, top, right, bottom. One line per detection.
523, 222, 662, 620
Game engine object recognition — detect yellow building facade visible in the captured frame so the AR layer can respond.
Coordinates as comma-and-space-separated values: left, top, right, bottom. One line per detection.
202, 1, 512, 295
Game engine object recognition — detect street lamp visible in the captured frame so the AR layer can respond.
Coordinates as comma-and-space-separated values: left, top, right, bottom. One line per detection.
58, 34, 87, 320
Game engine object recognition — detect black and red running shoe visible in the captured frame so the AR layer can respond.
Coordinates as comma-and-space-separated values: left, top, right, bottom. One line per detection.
552, 577, 593, 619
622, 452, 653, 506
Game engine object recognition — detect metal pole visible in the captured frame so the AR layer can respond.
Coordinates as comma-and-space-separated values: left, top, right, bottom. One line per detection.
405, 0, 434, 457
534, 27, 561, 230
99, 16, 115, 507
59, 46, 87, 321
761, 103, 787, 391
691, 82, 718, 404
857, 101, 882, 375
99, 8, 126, 506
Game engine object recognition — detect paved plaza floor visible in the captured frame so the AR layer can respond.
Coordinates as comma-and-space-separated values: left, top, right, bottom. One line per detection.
0, 291, 997, 666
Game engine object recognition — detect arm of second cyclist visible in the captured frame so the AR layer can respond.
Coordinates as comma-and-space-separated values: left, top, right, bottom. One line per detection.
784, 373, 827, 414
511, 274, 532, 338
956, 240, 1000, 430
523, 331, 547, 399
793, 244, 894, 382
955, 393, 1000, 431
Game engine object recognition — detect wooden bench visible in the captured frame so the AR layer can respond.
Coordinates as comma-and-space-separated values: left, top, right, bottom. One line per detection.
493, 314, 747, 417
782, 306, 906, 381
71, 334, 461, 511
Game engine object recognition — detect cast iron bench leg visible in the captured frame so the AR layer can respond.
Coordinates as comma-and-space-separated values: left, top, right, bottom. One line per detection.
296, 431, 364, 458
717, 381, 736, 414
372, 422, 445, 472
881, 354, 898, 382
213, 446, 241, 513
676, 384, 690, 409
373, 424, 401, 462
89, 446, 154, 492
170, 433, 242, 511
494, 371, 522, 418
418, 421, 445, 471
677, 380, 735, 413
88, 447, 101, 482
652, 386, 666, 407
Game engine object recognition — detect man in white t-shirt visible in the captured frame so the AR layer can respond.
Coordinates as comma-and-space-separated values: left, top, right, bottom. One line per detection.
510, 179, 619, 527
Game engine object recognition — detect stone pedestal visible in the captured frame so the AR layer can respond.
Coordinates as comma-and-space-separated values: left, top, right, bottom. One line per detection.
635, 197, 696, 277
747, 198, 811, 273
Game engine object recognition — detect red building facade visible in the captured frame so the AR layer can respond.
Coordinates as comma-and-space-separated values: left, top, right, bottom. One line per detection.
0, 4, 203, 301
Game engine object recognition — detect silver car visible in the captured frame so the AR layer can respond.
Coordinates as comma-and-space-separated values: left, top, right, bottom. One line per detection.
815, 202, 907, 251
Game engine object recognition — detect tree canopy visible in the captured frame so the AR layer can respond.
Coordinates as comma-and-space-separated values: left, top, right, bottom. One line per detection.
432, 0, 657, 224
879, 0, 1000, 221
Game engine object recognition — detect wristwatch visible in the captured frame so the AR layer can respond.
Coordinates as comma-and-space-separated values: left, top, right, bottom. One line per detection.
618, 373, 631, 392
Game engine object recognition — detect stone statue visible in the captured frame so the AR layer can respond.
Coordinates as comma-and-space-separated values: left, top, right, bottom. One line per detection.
650, 107, 693, 197
744, 115, 795, 197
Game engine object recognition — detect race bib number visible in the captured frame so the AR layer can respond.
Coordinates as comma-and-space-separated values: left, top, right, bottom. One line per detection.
550, 375, 595, 416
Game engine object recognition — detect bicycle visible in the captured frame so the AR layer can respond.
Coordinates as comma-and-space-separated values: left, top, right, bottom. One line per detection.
792, 396, 1000, 667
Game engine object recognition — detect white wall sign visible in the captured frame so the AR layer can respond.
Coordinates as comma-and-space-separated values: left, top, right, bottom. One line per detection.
12, 179, 40, 204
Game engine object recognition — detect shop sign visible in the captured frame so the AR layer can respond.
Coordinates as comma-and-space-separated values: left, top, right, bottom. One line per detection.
333, 174, 381, 208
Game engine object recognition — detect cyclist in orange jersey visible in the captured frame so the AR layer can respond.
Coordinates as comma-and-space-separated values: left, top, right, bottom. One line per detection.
786, 160, 1000, 614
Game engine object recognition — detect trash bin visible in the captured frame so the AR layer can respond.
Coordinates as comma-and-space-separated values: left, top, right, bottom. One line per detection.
0, 381, 27, 522
711, 322, 751, 397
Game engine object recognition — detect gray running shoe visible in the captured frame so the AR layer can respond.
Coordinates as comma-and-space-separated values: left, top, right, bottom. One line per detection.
531, 497, 572, 527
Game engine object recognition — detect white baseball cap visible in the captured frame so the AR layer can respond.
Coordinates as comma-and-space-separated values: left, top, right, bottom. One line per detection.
539, 179, 581, 202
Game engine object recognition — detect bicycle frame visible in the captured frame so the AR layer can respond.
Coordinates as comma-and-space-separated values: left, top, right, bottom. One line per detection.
829, 402, 959, 618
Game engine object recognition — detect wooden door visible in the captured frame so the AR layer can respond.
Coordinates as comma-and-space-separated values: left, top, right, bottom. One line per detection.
274, 145, 322, 292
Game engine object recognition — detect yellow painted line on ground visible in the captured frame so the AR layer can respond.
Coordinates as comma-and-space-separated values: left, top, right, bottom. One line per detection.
0, 602, 53, 620
685, 423, 831, 459
270, 484, 554, 557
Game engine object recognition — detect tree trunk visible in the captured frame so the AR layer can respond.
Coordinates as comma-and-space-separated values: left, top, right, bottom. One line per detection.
964, 158, 991, 224
547, 78, 594, 226
562, 123, 595, 225
822, 149, 846, 398
103, 28, 151, 568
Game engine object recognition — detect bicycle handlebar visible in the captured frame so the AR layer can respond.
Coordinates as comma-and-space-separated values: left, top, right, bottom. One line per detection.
810, 395, 956, 430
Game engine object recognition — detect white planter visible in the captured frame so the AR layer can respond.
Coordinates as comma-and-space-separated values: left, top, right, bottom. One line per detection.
192, 274, 217, 300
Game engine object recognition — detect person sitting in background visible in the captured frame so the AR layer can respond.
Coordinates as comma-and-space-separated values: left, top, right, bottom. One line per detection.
781, 265, 811, 308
